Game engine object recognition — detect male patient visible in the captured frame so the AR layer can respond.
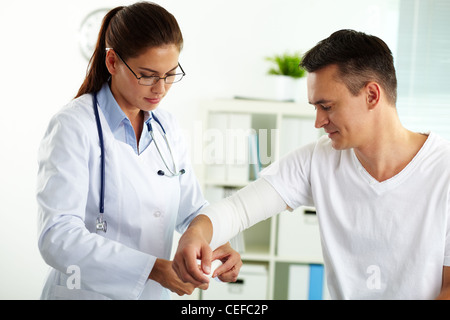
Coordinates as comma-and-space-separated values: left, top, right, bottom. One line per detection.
173, 29, 450, 299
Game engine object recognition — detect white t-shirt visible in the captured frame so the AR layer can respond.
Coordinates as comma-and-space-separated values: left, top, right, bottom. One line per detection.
261, 132, 450, 299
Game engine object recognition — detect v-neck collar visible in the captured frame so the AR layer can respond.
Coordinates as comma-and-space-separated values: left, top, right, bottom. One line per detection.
351, 132, 432, 194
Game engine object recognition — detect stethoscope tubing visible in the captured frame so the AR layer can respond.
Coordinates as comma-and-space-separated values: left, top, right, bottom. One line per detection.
93, 93, 105, 215
92, 91, 184, 233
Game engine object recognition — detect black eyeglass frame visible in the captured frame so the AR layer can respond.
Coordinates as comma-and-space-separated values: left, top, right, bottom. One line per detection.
113, 50, 186, 86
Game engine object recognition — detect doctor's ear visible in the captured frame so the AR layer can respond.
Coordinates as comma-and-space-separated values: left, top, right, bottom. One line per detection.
105, 49, 119, 76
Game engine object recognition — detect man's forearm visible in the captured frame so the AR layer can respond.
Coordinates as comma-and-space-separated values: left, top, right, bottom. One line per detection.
200, 178, 288, 250
187, 214, 213, 244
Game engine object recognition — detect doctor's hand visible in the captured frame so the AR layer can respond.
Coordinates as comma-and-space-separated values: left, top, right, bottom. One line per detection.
211, 243, 242, 282
149, 259, 208, 296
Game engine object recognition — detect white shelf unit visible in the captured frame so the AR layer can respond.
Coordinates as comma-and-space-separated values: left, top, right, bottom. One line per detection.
199, 98, 326, 300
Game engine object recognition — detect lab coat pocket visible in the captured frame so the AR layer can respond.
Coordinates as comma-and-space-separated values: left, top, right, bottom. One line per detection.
51, 285, 111, 300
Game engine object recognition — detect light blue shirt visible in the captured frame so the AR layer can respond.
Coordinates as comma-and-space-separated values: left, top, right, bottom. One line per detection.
96, 83, 152, 154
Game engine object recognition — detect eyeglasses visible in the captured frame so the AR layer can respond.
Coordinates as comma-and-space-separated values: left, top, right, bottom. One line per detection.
112, 50, 186, 86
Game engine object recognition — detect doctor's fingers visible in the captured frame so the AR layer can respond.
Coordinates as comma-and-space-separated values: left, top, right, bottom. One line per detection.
173, 254, 209, 286
197, 282, 209, 291
217, 265, 241, 283
211, 246, 242, 278
172, 278, 209, 296
214, 258, 242, 282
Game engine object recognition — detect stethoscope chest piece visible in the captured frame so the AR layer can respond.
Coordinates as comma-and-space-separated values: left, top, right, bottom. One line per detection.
96, 213, 107, 233
91, 91, 185, 234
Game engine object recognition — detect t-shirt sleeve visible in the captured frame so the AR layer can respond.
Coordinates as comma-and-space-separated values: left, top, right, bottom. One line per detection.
260, 141, 316, 210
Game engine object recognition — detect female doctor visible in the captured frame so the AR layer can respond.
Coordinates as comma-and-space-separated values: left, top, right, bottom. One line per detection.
37, 2, 241, 300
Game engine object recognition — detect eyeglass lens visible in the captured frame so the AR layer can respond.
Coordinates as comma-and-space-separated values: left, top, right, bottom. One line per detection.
138, 72, 184, 86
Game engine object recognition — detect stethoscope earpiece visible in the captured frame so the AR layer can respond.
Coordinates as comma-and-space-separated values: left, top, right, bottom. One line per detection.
148, 118, 185, 178
157, 169, 186, 176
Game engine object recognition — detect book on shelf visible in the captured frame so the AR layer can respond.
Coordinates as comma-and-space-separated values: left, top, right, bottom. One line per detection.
204, 186, 246, 253
206, 112, 260, 183
248, 132, 262, 181
279, 117, 318, 157
288, 264, 327, 300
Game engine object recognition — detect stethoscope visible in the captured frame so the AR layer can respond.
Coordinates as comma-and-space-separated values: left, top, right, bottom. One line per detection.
92, 92, 185, 233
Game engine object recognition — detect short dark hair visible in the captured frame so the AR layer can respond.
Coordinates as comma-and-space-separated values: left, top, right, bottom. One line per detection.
300, 29, 397, 105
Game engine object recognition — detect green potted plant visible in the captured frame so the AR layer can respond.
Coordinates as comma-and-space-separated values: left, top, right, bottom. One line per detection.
266, 52, 307, 101
266, 52, 306, 79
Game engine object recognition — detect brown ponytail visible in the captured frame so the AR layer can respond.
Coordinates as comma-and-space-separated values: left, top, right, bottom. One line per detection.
75, 2, 183, 99
75, 7, 123, 99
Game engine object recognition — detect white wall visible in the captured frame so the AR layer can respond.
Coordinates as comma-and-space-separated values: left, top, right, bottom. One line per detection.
0, 0, 399, 299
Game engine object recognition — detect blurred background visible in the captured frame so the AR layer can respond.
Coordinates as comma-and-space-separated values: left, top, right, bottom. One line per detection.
0, 0, 448, 299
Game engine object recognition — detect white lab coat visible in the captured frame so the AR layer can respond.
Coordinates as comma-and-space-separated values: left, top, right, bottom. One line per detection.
37, 91, 207, 300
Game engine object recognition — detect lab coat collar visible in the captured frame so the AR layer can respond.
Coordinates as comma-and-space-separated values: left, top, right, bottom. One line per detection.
96, 83, 152, 133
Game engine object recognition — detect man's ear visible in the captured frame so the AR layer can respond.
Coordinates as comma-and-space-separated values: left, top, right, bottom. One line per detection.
365, 82, 381, 110
105, 49, 118, 76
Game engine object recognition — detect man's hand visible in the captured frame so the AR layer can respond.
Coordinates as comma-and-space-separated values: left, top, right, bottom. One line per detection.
172, 215, 214, 286
149, 259, 208, 296
173, 215, 243, 286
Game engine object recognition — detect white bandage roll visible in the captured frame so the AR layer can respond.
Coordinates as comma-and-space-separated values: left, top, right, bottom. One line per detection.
197, 259, 223, 278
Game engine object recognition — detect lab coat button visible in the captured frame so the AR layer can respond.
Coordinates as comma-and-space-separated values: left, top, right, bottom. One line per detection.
153, 211, 161, 217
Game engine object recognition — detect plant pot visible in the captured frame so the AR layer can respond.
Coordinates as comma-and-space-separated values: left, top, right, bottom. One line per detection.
295, 77, 308, 103
274, 75, 297, 102
273, 75, 308, 102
